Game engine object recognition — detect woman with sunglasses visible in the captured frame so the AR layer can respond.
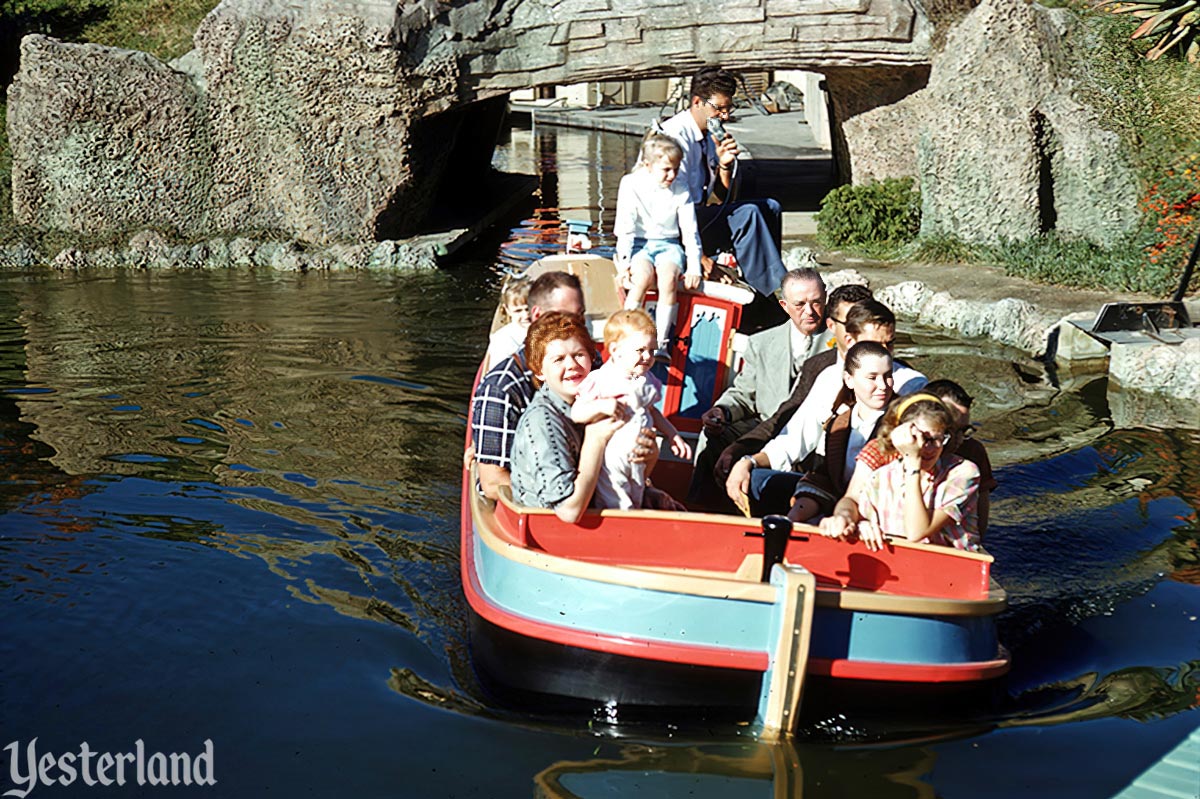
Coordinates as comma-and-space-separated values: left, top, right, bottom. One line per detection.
820, 394, 981, 552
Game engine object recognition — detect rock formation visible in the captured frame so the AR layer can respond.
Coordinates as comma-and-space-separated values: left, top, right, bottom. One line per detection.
842, 0, 1141, 247
7, 0, 933, 246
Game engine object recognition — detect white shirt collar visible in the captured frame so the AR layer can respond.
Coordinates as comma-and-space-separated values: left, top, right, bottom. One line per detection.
789, 324, 812, 364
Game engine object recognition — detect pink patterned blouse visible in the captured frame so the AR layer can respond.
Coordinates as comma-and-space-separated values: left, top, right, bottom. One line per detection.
858, 455, 981, 551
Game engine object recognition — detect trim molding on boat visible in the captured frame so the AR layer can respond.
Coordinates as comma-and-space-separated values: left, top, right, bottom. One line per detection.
474, 475, 1006, 617
472, 477, 779, 603
808, 650, 1012, 682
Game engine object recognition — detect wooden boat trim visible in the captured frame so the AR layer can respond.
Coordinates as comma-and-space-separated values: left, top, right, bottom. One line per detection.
808, 651, 1011, 682
812, 583, 1008, 616
494, 487, 995, 565
472, 477, 777, 604
473, 477, 1005, 617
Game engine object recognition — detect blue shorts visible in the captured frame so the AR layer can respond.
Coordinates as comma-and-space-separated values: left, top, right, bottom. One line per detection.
630, 237, 685, 273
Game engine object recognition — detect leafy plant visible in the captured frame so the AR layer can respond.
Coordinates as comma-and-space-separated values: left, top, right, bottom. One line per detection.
1092, 0, 1200, 63
906, 234, 981, 264
814, 178, 921, 256
984, 232, 1195, 295
1140, 151, 1200, 275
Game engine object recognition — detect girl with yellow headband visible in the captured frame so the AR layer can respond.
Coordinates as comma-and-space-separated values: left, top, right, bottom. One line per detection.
819, 393, 982, 552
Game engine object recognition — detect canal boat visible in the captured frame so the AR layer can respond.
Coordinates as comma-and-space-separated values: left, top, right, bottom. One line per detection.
461, 253, 1009, 737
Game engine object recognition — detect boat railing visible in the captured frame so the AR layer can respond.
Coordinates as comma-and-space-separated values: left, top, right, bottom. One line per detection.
490, 485, 996, 602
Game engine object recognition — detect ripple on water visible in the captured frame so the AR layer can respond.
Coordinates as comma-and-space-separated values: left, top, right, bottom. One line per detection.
1, 163, 1198, 797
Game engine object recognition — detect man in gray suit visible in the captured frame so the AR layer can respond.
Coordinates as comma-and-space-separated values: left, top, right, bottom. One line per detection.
687, 268, 828, 503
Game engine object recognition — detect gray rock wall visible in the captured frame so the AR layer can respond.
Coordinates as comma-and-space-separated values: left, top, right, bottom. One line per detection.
842, 0, 1141, 247
7, 0, 933, 245
8, 36, 212, 237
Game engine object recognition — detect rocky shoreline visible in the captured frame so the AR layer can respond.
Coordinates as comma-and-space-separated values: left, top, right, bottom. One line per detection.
0, 230, 441, 272
787, 247, 1200, 420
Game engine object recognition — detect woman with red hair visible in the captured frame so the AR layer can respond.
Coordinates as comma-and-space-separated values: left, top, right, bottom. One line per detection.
509, 312, 630, 523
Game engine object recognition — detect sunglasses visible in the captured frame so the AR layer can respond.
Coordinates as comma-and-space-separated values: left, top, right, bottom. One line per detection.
704, 98, 733, 115
916, 429, 952, 447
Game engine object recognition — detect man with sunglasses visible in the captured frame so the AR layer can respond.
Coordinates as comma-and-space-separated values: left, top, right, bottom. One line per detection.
658, 66, 786, 299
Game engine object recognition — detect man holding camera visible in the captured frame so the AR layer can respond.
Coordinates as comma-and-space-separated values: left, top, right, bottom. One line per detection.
659, 66, 787, 300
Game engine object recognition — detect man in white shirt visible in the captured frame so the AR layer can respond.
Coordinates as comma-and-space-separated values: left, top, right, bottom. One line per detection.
725, 299, 928, 515
658, 66, 787, 299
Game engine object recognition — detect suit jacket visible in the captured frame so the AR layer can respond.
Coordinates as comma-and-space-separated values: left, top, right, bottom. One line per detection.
714, 347, 838, 481
714, 321, 826, 425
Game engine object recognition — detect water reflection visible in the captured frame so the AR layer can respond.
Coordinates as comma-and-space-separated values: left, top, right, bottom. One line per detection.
1, 123, 1197, 797
532, 740, 941, 799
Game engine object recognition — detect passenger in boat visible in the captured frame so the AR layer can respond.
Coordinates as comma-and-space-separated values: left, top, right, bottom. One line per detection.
785, 341, 895, 523
572, 309, 692, 509
723, 299, 927, 513
485, 275, 532, 367
509, 312, 630, 522
659, 66, 786, 299
687, 269, 829, 506
820, 395, 981, 552
702, 282, 871, 506
839, 379, 996, 535
470, 271, 586, 500
484, 271, 532, 364
614, 133, 702, 358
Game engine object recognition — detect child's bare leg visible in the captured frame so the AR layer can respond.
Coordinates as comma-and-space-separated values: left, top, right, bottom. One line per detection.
653, 258, 681, 353
624, 255, 654, 310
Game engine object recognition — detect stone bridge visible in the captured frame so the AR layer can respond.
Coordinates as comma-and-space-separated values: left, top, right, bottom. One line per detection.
7, 0, 1139, 251
8, 0, 935, 245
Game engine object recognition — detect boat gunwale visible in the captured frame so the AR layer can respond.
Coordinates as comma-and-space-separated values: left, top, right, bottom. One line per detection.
470, 469, 1007, 617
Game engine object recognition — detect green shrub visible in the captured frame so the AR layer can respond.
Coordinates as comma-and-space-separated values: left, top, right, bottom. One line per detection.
814, 178, 921, 256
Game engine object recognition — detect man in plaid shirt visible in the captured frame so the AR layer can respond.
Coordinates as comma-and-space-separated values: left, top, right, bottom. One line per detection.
471, 271, 586, 499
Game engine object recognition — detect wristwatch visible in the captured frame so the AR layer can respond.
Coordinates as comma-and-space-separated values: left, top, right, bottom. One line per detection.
741, 455, 757, 470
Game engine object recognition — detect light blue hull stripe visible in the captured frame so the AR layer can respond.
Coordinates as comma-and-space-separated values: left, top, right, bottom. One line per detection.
810, 610, 999, 665
475, 527, 999, 666
475, 527, 772, 653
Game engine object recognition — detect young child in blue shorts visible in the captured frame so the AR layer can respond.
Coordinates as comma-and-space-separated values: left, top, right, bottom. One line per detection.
614, 133, 703, 358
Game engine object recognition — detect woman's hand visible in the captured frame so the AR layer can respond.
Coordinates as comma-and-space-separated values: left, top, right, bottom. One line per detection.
683, 273, 702, 291
890, 422, 923, 459
629, 427, 657, 464
856, 519, 885, 552
669, 433, 692, 461
585, 412, 627, 447
615, 258, 632, 288
818, 511, 855, 540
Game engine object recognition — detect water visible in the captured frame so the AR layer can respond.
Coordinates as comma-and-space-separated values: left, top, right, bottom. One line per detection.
1, 124, 1197, 797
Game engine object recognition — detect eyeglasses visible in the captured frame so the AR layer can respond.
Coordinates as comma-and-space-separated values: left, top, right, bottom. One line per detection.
704, 98, 733, 115
916, 430, 952, 447
828, 316, 847, 326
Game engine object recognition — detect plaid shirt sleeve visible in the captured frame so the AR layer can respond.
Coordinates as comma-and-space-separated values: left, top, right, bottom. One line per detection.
471, 378, 521, 470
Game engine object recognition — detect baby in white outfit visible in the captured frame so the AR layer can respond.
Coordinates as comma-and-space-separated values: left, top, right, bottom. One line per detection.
570, 309, 692, 509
